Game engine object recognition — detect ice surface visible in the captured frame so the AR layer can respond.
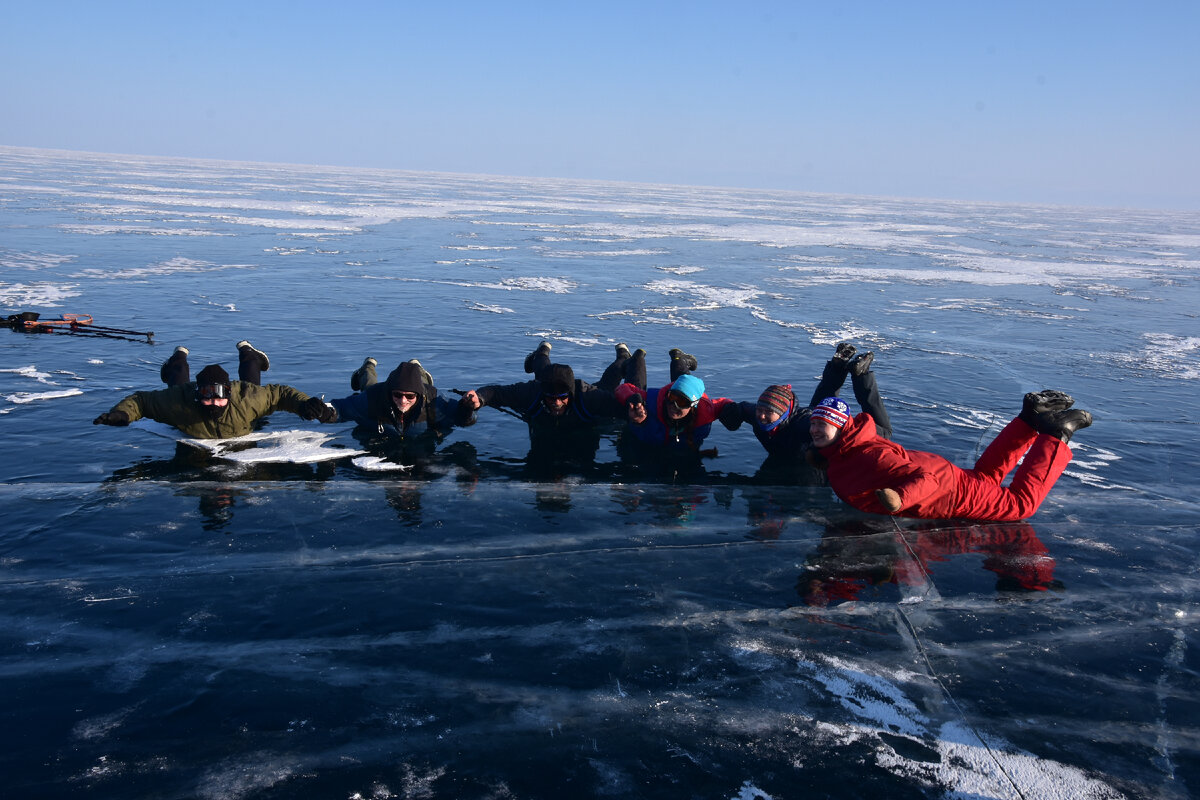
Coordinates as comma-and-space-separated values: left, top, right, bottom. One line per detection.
0, 145, 1196, 799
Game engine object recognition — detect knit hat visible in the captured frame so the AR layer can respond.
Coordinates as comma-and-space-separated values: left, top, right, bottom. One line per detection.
756, 384, 793, 418
811, 396, 851, 429
670, 374, 705, 404
195, 364, 230, 387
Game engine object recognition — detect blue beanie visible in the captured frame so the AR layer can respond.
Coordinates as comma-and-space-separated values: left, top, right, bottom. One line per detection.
670, 374, 705, 403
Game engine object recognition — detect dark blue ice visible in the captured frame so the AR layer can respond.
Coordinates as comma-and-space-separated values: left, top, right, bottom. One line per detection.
1, 146, 1197, 799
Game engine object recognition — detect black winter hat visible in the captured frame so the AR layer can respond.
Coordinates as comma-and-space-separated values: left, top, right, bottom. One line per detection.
196, 364, 231, 386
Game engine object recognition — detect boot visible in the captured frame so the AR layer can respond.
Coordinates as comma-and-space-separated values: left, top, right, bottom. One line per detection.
1034, 408, 1092, 443
160, 346, 190, 385
668, 348, 699, 378
1019, 390, 1074, 426
832, 342, 856, 365
236, 340, 270, 371
849, 351, 874, 376
350, 357, 377, 391
409, 358, 434, 386
615, 342, 631, 361
524, 341, 552, 373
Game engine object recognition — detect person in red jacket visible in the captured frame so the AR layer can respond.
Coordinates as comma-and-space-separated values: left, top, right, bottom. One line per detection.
810, 390, 1093, 522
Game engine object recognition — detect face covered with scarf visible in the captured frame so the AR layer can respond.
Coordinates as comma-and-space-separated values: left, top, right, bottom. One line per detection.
195, 364, 232, 420
755, 384, 794, 434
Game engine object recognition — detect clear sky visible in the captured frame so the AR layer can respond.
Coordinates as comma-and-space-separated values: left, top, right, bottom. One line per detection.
3, 1, 1197, 209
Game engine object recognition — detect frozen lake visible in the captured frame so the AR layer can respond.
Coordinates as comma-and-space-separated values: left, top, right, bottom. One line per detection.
1, 146, 1198, 798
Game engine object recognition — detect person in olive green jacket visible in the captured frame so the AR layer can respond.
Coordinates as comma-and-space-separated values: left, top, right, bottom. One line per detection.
93, 363, 334, 439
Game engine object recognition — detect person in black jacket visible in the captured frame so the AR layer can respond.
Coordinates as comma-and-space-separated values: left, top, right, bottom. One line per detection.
721, 342, 893, 482
328, 358, 474, 442
458, 342, 628, 462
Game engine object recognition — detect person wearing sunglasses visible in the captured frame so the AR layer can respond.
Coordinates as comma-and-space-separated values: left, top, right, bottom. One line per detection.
615, 372, 734, 456
93, 358, 335, 439
324, 358, 474, 442
719, 342, 894, 483
458, 355, 626, 460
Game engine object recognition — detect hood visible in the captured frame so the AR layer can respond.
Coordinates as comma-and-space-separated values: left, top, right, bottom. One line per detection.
821, 412, 876, 454
386, 362, 427, 395
539, 364, 576, 399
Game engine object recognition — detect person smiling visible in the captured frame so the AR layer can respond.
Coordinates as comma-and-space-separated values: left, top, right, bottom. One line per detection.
458, 343, 625, 459
810, 391, 1093, 522
615, 372, 734, 456
327, 358, 473, 441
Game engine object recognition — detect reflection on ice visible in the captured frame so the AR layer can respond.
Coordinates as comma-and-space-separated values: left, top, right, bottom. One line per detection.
1, 146, 1196, 798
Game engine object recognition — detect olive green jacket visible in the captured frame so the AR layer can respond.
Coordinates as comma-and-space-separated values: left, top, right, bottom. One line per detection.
112, 381, 312, 439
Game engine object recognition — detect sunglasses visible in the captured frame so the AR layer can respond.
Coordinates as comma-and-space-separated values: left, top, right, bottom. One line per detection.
667, 391, 697, 410
197, 384, 229, 400
392, 391, 419, 402
543, 392, 570, 402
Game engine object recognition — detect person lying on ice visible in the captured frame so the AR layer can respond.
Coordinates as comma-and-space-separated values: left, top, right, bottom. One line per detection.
721, 341, 894, 458
93, 346, 335, 438
326, 357, 475, 440
807, 390, 1092, 521
615, 371, 734, 456
456, 341, 625, 458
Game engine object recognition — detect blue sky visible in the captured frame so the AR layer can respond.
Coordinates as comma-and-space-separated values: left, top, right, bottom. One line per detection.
3, 1, 1197, 209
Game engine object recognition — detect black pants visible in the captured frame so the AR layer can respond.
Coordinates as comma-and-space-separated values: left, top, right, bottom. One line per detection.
811, 358, 893, 439
160, 349, 263, 387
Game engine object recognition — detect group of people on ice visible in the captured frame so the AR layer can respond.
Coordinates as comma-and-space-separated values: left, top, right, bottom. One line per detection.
93, 338, 1093, 523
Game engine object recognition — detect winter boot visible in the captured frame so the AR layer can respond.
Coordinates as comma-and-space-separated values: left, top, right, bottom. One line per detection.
668, 348, 699, 380
236, 340, 270, 371
524, 341, 552, 374
350, 357, 377, 391
1019, 390, 1075, 426
1034, 408, 1092, 443
849, 351, 874, 376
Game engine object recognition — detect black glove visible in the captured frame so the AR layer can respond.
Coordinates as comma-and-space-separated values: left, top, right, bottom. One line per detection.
718, 403, 743, 430
93, 410, 130, 426
299, 397, 330, 421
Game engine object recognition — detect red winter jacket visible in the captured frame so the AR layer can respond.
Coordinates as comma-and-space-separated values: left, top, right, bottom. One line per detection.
819, 412, 962, 518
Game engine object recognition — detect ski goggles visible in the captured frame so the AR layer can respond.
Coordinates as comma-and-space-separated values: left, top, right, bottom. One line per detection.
667, 390, 698, 410
197, 383, 230, 400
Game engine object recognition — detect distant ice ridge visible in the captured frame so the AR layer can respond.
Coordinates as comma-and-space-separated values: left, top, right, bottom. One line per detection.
1106, 333, 1200, 381
0, 281, 80, 306
0, 366, 57, 384
0, 250, 76, 270
5, 389, 83, 404
71, 257, 249, 280
400, 276, 577, 294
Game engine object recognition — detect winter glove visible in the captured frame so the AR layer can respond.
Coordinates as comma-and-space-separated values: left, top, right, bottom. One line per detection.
299, 396, 333, 422
718, 402, 743, 430
93, 410, 130, 426
876, 488, 903, 514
